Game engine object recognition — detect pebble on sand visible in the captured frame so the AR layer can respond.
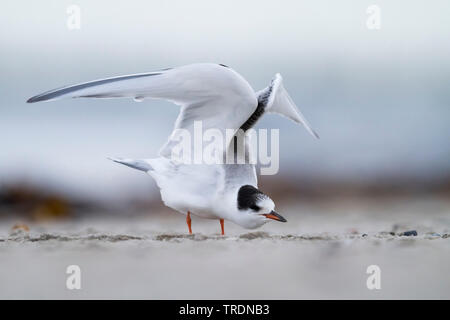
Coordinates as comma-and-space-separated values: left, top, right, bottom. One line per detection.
401, 230, 418, 237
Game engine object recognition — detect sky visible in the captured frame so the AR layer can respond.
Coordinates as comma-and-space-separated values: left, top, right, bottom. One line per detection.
1, 0, 449, 201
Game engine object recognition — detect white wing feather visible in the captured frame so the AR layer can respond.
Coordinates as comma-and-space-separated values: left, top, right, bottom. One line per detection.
256, 73, 319, 139
27, 63, 258, 156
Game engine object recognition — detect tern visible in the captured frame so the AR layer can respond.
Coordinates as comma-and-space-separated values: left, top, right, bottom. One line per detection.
27, 63, 318, 234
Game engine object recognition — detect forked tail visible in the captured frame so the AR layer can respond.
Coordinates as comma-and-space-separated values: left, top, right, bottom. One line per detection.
108, 157, 153, 172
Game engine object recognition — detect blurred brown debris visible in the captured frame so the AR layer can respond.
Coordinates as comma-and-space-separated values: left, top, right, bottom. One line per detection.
11, 223, 30, 232
0, 184, 98, 221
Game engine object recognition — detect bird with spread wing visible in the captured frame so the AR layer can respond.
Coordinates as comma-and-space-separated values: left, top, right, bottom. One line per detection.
27, 63, 318, 234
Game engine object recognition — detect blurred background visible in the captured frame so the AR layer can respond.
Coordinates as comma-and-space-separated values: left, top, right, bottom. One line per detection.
1, 0, 449, 221
1, 0, 450, 300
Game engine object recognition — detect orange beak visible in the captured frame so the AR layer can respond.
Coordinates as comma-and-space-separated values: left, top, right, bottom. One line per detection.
262, 210, 287, 222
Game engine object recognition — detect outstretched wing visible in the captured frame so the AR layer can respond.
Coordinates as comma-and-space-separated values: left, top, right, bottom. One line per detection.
254, 73, 319, 139
27, 63, 258, 157
228, 73, 318, 172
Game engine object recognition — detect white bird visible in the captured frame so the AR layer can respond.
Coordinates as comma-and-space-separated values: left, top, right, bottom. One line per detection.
27, 63, 318, 234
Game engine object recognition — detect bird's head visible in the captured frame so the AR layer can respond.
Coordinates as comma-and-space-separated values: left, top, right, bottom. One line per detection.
235, 185, 286, 229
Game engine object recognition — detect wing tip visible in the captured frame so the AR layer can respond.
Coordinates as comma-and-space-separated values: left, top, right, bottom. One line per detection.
312, 129, 320, 139
107, 157, 121, 163
26, 96, 42, 103
27, 93, 56, 103
298, 121, 320, 139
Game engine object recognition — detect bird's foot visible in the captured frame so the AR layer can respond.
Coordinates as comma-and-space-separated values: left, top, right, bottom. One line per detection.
220, 219, 225, 236
186, 211, 192, 234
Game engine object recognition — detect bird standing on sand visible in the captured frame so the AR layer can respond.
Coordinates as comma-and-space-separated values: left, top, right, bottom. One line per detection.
27, 63, 318, 234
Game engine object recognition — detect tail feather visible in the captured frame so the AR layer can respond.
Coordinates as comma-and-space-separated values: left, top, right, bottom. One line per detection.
108, 157, 152, 172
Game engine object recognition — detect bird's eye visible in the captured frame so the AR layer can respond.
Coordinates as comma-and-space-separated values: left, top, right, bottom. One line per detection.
250, 205, 260, 211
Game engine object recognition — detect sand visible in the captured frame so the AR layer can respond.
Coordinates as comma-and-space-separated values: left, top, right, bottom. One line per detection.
0, 197, 449, 299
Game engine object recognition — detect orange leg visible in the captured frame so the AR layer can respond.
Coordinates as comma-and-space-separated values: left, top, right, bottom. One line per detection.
186, 211, 192, 234
220, 219, 225, 235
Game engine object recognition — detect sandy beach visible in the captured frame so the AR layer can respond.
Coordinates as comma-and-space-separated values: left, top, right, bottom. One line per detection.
1, 197, 449, 299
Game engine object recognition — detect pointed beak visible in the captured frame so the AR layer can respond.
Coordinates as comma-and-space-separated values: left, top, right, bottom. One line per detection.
263, 210, 287, 222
